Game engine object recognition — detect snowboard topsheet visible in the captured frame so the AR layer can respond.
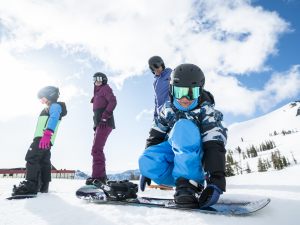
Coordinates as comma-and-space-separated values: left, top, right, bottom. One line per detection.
76, 185, 271, 215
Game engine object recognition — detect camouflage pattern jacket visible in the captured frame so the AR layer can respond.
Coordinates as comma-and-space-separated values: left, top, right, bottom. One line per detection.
145, 91, 228, 191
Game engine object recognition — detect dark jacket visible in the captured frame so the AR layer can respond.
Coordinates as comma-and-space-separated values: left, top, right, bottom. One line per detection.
93, 84, 117, 130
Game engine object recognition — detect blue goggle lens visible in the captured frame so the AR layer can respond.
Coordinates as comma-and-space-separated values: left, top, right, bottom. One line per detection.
172, 86, 201, 100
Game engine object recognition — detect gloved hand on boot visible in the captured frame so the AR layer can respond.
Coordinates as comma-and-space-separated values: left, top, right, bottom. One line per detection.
199, 183, 223, 209
140, 175, 151, 192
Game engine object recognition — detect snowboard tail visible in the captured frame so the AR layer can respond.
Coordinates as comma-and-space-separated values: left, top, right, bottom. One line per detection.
6, 194, 37, 200
76, 185, 271, 215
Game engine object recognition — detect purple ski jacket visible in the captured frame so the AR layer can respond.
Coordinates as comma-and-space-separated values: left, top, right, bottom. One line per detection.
93, 84, 117, 129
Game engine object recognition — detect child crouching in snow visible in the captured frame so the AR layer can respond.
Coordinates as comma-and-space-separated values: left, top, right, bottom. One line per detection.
139, 64, 228, 209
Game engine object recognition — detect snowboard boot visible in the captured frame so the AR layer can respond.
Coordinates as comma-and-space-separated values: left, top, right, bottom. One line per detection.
86, 177, 107, 186
174, 177, 203, 208
40, 182, 49, 193
12, 180, 38, 196
86, 168, 108, 185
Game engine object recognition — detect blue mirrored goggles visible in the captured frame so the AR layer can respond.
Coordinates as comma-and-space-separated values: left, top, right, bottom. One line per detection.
171, 86, 201, 100
93, 76, 103, 82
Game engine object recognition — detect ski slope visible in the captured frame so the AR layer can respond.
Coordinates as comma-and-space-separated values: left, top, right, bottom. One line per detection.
226, 101, 300, 173
1, 102, 300, 224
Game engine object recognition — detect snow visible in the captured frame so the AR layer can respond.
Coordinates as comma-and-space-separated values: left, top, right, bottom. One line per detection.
1, 168, 300, 225
1, 102, 300, 224
226, 101, 300, 173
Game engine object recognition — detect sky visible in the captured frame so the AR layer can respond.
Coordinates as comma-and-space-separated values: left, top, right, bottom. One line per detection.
0, 0, 299, 173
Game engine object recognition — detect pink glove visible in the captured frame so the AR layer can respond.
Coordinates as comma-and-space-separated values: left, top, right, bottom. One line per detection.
39, 130, 53, 149
99, 110, 111, 129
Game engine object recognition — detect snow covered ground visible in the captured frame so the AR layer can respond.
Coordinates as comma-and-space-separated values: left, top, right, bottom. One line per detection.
226, 101, 300, 173
1, 102, 300, 224
1, 166, 300, 225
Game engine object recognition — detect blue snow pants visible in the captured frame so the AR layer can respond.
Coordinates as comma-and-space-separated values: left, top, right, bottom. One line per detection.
139, 119, 205, 187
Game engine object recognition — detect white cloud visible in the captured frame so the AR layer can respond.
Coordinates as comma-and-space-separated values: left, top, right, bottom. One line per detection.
59, 84, 88, 102
136, 109, 154, 121
0, 42, 87, 121
0, 44, 55, 121
0, 0, 295, 116
211, 65, 300, 115
258, 65, 300, 111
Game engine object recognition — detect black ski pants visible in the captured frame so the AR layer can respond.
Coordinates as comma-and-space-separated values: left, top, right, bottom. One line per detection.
25, 138, 52, 185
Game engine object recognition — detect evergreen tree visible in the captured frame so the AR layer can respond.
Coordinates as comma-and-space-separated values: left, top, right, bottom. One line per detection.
242, 152, 247, 160
266, 158, 271, 168
257, 158, 265, 172
235, 146, 241, 154
270, 151, 275, 168
277, 149, 281, 158
233, 161, 240, 175
130, 173, 135, 180
282, 156, 288, 167
246, 162, 251, 173
253, 146, 258, 157
278, 157, 283, 170
225, 163, 235, 177
261, 143, 266, 151
291, 151, 297, 164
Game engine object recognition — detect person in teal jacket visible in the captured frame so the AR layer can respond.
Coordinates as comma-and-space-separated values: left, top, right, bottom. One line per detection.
12, 86, 67, 196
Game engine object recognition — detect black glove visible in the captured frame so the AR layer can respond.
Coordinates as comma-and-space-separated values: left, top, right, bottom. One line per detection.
140, 175, 151, 192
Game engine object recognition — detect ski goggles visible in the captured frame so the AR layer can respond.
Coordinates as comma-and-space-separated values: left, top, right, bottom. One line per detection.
39, 97, 48, 104
149, 63, 161, 73
93, 76, 103, 83
171, 86, 201, 100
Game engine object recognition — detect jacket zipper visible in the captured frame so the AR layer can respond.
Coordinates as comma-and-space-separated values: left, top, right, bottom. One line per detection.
44, 117, 49, 130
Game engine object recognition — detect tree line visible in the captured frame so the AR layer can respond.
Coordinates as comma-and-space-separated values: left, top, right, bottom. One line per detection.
225, 139, 297, 177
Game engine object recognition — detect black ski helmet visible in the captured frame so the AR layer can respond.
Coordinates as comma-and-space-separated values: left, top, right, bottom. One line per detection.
148, 56, 165, 74
93, 72, 108, 85
169, 63, 205, 102
37, 86, 60, 102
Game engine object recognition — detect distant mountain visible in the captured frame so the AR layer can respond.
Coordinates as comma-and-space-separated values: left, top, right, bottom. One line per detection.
75, 170, 89, 180
107, 169, 140, 180
74, 169, 140, 181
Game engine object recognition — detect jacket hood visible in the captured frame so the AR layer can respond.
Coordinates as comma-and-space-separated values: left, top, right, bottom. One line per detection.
56, 102, 67, 117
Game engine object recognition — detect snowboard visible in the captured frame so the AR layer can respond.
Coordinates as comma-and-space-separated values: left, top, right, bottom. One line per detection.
6, 194, 37, 200
76, 185, 271, 215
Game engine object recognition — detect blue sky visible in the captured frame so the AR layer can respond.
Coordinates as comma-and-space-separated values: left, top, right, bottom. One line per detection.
0, 0, 299, 173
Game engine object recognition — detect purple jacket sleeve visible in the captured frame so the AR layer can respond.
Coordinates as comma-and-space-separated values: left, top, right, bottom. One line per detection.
103, 85, 117, 114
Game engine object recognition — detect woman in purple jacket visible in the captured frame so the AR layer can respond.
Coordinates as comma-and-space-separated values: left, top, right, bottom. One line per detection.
86, 72, 117, 185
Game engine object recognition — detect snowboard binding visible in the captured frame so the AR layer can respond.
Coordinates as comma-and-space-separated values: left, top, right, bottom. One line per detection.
93, 179, 138, 201
12, 180, 38, 196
